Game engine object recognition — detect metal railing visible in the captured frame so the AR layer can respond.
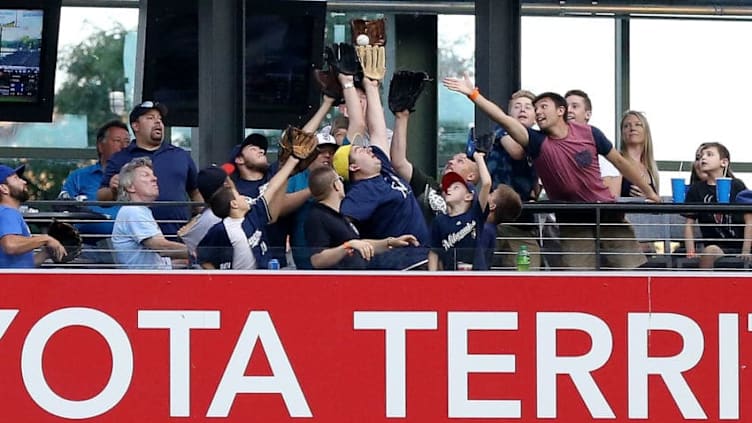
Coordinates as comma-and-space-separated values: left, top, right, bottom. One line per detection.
19, 199, 752, 271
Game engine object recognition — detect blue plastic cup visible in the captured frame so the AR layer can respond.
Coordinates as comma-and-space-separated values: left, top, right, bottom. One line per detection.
671, 178, 686, 203
716, 177, 732, 203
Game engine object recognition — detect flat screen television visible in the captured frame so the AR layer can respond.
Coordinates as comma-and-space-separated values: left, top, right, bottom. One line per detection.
142, 0, 326, 129
0, 0, 60, 122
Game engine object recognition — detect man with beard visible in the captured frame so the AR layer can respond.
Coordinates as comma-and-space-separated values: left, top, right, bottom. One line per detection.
227, 96, 338, 268
97, 101, 201, 236
0, 164, 66, 268
228, 133, 294, 268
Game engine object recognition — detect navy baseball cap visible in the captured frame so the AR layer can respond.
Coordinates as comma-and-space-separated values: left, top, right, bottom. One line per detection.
229, 133, 269, 161
129, 100, 168, 123
0, 164, 25, 184
441, 171, 474, 194
197, 166, 230, 201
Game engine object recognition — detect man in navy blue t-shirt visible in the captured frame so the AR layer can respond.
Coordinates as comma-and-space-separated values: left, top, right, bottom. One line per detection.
331, 72, 429, 270
97, 101, 200, 236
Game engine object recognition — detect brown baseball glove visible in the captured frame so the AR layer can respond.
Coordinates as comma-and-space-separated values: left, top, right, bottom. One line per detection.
279, 126, 320, 174
351, 18, 386, 46
314, 68, 343, 105
46, 220, 83, 263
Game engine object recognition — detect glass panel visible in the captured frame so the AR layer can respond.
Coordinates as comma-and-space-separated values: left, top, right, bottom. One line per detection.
437, 14, 474, 171
437, 15, 617, 172
522, 17, 616, 142
631, 19, 752, 195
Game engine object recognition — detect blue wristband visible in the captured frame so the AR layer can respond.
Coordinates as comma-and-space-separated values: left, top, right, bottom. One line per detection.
493, 125, 508, 140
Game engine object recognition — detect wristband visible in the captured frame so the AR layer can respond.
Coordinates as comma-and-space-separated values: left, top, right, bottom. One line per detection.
386, 237, 393, 248
468, 87, 480, 101
343, 241, 354, 256
343, 82, 355, 89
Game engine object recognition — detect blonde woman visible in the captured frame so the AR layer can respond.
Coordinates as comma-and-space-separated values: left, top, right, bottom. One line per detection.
618, 111, 660, 197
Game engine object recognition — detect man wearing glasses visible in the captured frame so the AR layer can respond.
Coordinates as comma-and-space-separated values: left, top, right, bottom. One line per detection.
97, 101, 201, 236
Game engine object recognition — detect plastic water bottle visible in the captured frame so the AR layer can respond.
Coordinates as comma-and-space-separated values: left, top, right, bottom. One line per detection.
267, 259, 280, 270
516, 245, 530, 271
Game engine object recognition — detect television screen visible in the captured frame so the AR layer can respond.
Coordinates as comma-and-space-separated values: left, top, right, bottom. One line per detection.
0, 0, 60, 122
0, 9, 43, 102
143, 0, 325, 129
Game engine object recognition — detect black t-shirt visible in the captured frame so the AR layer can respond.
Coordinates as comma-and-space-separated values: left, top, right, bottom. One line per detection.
305, 202, 368, 270
685, 178, 747, 249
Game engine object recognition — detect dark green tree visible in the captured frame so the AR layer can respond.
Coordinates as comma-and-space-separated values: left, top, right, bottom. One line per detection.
55, 25, 129, 146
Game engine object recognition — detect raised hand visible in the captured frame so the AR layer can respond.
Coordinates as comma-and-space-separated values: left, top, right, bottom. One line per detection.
442, 71, 475, 96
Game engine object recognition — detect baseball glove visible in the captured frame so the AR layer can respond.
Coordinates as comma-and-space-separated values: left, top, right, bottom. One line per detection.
356, 45, 386, 81
465, 128, 494, 161
314, 68, 343, 105
279, 126, 320, 174
351, 18, 386, 46
324, 43, 360, 76
46, 219, 82, 263
388, 70, 430, 113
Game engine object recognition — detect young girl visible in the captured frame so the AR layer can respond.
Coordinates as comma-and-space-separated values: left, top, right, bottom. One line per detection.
684, 142, 749, 268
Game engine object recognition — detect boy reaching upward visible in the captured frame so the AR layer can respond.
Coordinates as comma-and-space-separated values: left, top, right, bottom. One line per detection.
429, 149, 492, 271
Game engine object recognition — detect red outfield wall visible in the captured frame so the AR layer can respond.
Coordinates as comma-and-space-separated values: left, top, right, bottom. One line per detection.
0, 271, 750, 422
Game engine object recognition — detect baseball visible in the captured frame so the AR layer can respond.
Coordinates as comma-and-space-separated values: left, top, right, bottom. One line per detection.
356, 34, 370, 46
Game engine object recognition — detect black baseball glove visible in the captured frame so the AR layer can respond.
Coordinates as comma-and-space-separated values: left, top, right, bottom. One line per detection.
465, 128, 494, 161
46, 220, 82, 263
388, 70, 430, 114
324, 43, 360, 76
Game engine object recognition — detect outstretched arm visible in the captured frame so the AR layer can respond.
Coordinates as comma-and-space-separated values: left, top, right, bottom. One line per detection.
303, 95, 336, 133
363, 78, 389, 156
605, 149, 660, 202
390, 110, 413, 182
273, 95, 337, 218
338, 74, 366, 142
443, 73, 529, 147
143, 235, 189, 259
261, 157, 300, 222
474, 152, 492, 211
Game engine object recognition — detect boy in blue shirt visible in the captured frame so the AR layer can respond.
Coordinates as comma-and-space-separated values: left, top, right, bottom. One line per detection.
428, 150, 492, 271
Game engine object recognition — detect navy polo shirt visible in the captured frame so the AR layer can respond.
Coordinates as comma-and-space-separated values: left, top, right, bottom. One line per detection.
101, 141, 198, 236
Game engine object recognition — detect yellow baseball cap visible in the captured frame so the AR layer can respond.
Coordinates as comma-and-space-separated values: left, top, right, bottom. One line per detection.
332, 144, 352, 181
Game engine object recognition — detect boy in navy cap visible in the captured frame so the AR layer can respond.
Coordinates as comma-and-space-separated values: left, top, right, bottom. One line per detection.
428, 150, 492, 270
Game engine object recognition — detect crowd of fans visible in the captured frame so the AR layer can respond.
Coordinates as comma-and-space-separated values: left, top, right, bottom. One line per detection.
2, 23, 752, 271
